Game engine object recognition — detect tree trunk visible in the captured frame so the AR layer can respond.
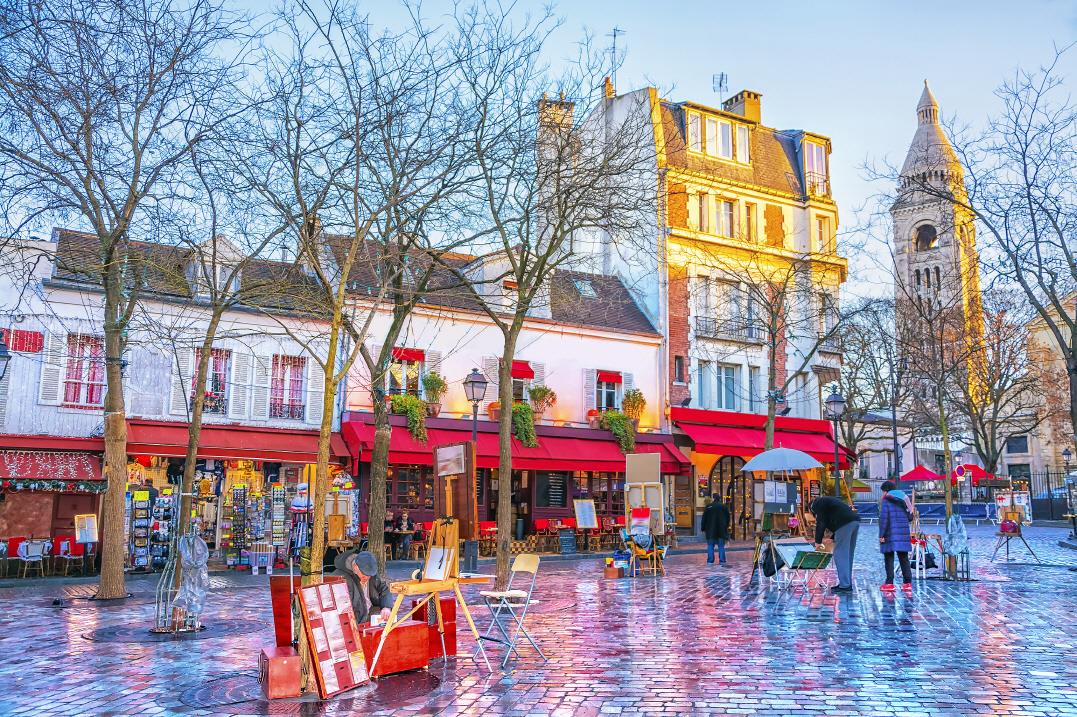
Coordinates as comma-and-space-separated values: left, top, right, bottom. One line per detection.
1068, 357, 1077, 454
368, 389, 390, 572
936, 389, 957, 580
308, 330, 340, 582
494, 332, 518, 591
96, 262, 129, 600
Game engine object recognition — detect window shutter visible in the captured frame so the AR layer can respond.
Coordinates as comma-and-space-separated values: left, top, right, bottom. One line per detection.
306, 359, 326, 425
38, 330, 65, 405
623, 372, 635, 392
250, 355, 271, 420
482, 356, 500, 403
0, 366, 9, 425
583, 368, 596, 413
228, 353, 252, 419
169, 349, 193, 416
425, 349, 443, 377
531, 362, 546, 387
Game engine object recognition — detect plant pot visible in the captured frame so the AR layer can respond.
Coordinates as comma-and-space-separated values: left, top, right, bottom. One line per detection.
426, 402, 441, 418
531, 404, 545, 422
587, 415, 601, 429
629, 418, 640, 432
487, 404, 500, 421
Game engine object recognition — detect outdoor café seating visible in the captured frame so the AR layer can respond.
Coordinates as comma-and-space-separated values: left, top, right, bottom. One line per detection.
17, 539, 50, 578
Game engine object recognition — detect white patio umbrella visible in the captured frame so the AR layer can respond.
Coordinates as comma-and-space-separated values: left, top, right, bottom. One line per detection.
741, 447, 823, 473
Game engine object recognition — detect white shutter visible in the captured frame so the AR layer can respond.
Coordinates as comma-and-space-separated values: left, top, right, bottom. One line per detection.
306, 359, 326, 425
169, 349, 193, 416
622, 372, 635, 392
531, 362, 546, 387
38, 330, 65, 405
228, 353, 252, 419
250, 355, 271, 420
425, 349, 443, 377
482, 356, 500, 404
0, 365, 10, 426
583, 368, 596, 413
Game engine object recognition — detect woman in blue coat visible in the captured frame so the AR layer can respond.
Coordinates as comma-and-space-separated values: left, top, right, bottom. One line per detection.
878, 480, 913, 593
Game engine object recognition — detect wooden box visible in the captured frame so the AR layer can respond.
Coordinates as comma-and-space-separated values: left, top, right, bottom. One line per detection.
259, 646, 301, 699
603, 566, 624, 579
359, 620, 429, 677
412, 596, 458, 658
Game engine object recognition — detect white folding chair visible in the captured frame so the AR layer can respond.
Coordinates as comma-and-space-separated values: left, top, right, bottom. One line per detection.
18, 540, 48, 578
479, 553, 547, 668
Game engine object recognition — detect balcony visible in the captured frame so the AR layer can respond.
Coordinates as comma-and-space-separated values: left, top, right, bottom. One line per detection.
270, 401, 307, 420
818, 334, 841, 354
695, 316, 766, 344
806, 171, 830, 197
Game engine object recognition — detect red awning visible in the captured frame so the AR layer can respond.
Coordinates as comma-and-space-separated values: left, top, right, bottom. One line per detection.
391, 347, 425, 362
596, 370, 622, 384
341, 415, 690, 475
0, 434, 105, 452
633, 440, 692, 475
126, 420, 349, 465
510, 360, 535, 379
0, 450, 102, 481
671, 407, 853, 468
902, 464, 944, 482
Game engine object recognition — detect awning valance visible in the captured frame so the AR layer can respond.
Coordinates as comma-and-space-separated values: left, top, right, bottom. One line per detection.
671, 407, 853, 468
391, 347, 425, 362
126, 420, 349, 465
510, 360, 535, 379
596, 370, 622, 384
0, 450, 102, 482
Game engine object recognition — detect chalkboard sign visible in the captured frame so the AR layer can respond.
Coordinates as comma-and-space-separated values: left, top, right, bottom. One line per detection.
558, 527, 577, 555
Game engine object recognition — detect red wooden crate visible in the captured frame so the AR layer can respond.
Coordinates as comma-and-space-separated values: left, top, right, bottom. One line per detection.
359, 620, 429, 678
411, 596, 458, 659
259, 646, 301, 699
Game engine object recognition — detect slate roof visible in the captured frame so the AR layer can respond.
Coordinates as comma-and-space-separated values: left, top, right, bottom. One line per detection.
659, 102, 810, 198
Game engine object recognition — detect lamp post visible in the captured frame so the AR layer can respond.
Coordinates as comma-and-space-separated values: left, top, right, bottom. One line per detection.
0, 334, 10, 382
824, 387, 846, 497
890, 356, 907, 489
463, 368, 488, 443
1063, 447, 1074, 539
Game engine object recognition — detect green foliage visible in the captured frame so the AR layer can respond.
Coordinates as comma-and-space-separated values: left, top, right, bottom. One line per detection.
512, 402, 539, 448
390, 394, 428, 443
527, 384, 557, 410
621, 388, 646, 420
600, 410, 636, 453
421, 371, 448, 402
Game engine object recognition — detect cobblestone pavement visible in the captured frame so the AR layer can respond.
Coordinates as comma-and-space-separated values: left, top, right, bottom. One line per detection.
0, 525, 1074, 717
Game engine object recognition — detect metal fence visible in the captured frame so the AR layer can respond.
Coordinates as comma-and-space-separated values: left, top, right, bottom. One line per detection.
1011, 470, 1072, 521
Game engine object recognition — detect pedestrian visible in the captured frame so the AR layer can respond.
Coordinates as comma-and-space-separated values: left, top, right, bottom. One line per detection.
878, 480, 913, 593
701, 494, 731, 566
809, 495, 860, 592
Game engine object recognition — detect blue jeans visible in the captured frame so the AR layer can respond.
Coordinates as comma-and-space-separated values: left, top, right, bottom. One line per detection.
707, 539, 727, 564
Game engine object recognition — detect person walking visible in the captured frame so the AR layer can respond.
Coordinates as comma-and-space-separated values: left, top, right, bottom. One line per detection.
878, 480, 913, 594
701, 494, 731, 566
809, 495, 860, 592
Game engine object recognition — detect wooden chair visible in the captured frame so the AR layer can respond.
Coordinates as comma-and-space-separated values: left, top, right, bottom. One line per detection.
18, 539, 49, 578
532, 519, 551, 552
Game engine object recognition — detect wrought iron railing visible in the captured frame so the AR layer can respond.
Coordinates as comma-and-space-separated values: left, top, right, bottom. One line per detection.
695, 316, 766, 343
806, 171, 830, 197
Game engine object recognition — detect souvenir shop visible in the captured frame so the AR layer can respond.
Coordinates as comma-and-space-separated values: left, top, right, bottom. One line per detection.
124, 420, 353, 571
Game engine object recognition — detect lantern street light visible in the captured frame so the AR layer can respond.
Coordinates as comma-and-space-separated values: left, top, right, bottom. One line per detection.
463, 368, 488, 442
825, 387, 846, 497
1063, 447, 1075, 539
0, 334, 10, 382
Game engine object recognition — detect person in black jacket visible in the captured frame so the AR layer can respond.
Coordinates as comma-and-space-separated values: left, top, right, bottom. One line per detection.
701, 495, 732, 566
334, 549, 393, 623
809, 496, 860, 592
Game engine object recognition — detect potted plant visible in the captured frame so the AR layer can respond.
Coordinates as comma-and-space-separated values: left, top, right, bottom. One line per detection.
527, 384, 557, 422
600, 410, 636, 453
621, 388, 646, 431
512, 402, 538, 448
422, 371, 448, 417
390, 394, 428, 442
487, 401, 501, 421
586, 408, 602, 429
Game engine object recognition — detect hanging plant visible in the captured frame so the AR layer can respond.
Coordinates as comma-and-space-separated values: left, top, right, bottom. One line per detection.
390, 394, 428, 443
600, 410, 636, 453
621, 388, 646, 421
512, 402, 539, 448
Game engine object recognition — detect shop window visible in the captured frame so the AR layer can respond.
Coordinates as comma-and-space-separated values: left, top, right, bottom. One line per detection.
536, 472, 568, 508
388, 348, 423, 396
270, 355, 306, 419
193, 347, 231, 414
63, 334, 105, 407
390, 465, 427, 510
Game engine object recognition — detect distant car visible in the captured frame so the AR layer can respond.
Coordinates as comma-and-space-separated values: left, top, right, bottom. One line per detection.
1033, 486, 1068, 500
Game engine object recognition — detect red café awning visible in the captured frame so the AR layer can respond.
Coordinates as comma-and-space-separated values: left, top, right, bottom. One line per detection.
341, 414, 690, 475
0, 449, 103, 481
510, 360, 535, 379
671, 407, 854, 469
126, 420, 349, 465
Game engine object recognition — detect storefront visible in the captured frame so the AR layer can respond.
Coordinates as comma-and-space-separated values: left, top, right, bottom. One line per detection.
0, 435, 106, 547
340, 411, 691, 533
670, 407, 854, 540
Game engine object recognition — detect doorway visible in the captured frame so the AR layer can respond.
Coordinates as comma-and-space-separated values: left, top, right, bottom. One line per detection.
708, 456, 750, 540
52, 493, 97, 536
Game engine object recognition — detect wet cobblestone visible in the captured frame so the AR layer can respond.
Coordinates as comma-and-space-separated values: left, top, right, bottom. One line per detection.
0, 525, 1074, 716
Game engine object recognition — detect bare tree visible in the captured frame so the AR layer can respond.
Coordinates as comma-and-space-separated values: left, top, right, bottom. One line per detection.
0, 0, 248, 599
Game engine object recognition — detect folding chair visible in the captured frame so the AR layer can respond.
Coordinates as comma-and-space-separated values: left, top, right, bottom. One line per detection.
479, 553, 547, 668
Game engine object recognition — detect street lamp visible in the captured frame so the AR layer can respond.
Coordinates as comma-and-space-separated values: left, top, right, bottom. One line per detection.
1063, 447, 1075, 539
0, 334, 10, 382
463, 368, 488, 442
890, 356, 907, 489
825, 387, 846, 497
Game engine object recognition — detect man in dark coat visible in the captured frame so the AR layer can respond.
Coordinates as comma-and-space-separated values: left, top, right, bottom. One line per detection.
333, 549, 393, 623
701, 494, 731, 566
809, 496, 860, 592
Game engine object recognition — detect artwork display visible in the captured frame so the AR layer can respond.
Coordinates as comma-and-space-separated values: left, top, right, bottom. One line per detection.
296, 580, 369, 698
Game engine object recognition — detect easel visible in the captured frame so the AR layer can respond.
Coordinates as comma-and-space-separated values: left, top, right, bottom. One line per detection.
991, 505, 1040, 563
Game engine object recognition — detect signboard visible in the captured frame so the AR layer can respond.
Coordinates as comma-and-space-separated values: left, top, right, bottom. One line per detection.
626, 452, 661, 484
573, 499, 599, 529
436, 443, 467, 477
297, 580, 369, 698
558, 528, 577, 555
74, 513, 98, 544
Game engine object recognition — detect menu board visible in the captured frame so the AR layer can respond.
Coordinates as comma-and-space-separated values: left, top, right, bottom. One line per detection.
75, 513, 98, 544
297, 580, 369, 698
573, 499, 599, 529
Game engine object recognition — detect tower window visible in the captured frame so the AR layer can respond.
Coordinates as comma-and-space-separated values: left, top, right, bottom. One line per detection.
915, 224, 939, 251
934, 267, 941, 290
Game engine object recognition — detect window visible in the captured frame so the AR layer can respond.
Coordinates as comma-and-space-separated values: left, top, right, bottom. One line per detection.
816, 216, 832, 252
388, 465, 432, 510
915, 224, 939, 251
674, 356, 686, 383
1005, 435, 1029, 454
705, 117, 718, 156
687, 112, 702, 152
697, 361, 711, 408
744, 203, 757, 241
270, 355, 306, 419
1007, 463, 1031, 480
193, 347, 231, 414
716, 365, 738, 411
388, 350, 422, 396
748, 366, 761, 413
934, 267, 941, 290
574, 279, 597, 298
63, 334, 105, 407
512, 378, 528, 402
736, 125, 750, 163
536, 472, 569, 508
596, 374, 619, 411
718, 200, 735, 237
805, 142, 828, 195
697, 193, 709, 232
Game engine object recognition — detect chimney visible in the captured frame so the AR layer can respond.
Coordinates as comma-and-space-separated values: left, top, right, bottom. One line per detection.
723, 89, 762, 123
537, 91, 575, 128
604, 76, 615, 99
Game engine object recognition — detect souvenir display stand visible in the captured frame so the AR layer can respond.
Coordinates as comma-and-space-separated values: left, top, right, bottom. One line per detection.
129, 489, 152, 571
149, 491, 175, 570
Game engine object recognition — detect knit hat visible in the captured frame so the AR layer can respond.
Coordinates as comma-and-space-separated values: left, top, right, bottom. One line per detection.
880, 480, 896, 492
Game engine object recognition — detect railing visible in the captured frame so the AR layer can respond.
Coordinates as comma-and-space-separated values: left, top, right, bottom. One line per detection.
695, 316, 766, 343
201, 392, 228, 414
818, 334, 841, 353
270, 402, 306, 420
806, 171, 830, 197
